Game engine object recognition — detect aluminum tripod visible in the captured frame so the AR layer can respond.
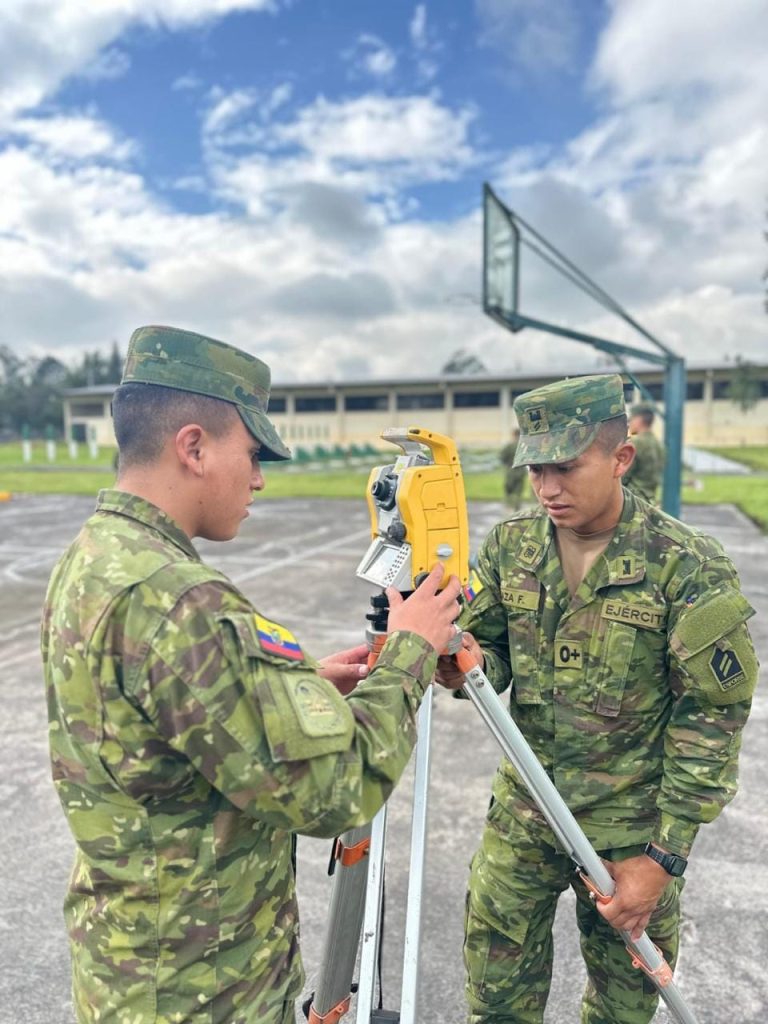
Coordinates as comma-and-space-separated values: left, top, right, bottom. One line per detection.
306, 423, 698, 1024
305, 687, 434, 1024
306, 640, 700, 1024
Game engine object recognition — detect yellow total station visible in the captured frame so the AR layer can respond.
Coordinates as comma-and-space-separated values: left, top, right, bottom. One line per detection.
359, 426, 469, 591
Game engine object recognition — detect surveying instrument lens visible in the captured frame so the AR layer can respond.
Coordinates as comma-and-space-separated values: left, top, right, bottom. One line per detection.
370, 474, 397, 509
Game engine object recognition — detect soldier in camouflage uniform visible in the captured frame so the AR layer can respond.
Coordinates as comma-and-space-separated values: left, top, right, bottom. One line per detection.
499, 430, 527, 509
436, 374, 758, 1023
41, 325, 462, 1024
623, 403, 665, 504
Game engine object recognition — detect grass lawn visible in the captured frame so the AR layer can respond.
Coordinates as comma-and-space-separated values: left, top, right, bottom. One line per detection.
682, 474, 768, 532
1, 442, 766, 532
701, 446, 768, 472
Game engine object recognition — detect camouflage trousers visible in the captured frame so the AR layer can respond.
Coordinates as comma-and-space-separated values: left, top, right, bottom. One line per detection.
464, 806, 683, 1024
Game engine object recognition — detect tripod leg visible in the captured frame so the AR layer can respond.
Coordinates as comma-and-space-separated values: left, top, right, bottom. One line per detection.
309, 823, 373, 1023
459, 657, 700, 1024
400, 694, 433, 1024
355, 805, 388, 1023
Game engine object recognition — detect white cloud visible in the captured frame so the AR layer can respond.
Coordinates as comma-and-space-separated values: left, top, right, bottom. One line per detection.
0, 0, 765, 386
78, 46, 131, 83
409, 4, 440, 82
343, 34, 397, 80
410, 5, 427, 48
275, 94, 473, 169
173, 72, 204, 92
490, 0, 768, 367
475, 0, 582, 74
204, 88, 260, 136
8, 111, 136, 163
204, 91, 479, 216
0, 0, 277, 123
592, 0, 768, 104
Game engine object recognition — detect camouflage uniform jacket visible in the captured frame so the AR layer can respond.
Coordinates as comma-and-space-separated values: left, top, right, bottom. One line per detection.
624, 430, 665, 503
459, 487, 757, 858
499, 442, 527, 501
41, 490, 436, 1024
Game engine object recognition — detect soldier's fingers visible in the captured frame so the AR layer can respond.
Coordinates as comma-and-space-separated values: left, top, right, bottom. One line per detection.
416, 562, 446, 596
329, 643, 369, 664
385, 586, 405, 609
437, 573, 462, 602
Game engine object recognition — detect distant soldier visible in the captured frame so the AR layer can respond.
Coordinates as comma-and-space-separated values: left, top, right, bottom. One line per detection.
436, 373, 758, 1024
500, 428, 527, 508
41, 325, 462, 1024
624, 402, 665, 503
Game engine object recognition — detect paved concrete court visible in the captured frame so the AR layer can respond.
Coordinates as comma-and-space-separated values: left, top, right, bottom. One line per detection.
1, 494, 766, 1023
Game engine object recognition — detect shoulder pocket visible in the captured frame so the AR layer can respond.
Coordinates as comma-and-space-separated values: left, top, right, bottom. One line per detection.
671, 591, 757, 705
218, 612, 351, 761
259, 674, 355, 762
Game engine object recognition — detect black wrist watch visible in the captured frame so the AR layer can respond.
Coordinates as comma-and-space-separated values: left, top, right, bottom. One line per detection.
644, 842, 687, 877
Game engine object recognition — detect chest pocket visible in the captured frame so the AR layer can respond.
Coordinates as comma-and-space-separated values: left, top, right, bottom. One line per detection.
503, 582, 542, 704
574, 597, 668, 717
590, 620, 637, 715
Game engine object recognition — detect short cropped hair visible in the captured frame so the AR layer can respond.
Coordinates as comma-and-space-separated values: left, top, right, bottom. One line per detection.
630, 405, 655, 428
112, 382, 239, 470
594, 414, 629, 455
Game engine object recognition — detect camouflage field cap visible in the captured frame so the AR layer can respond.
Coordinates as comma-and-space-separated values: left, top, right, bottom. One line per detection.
512, 374, 627, 467
121, 325, 291, 460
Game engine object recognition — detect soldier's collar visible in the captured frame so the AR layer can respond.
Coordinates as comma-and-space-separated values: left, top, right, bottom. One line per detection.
96, 488, 200, 560
602, 489, 647, 585
513, 512, 552, 571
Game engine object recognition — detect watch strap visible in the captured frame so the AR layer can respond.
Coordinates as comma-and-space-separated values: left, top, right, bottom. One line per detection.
644, 842, 687, 876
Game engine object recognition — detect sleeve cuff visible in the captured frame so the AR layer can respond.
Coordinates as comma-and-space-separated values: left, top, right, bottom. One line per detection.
480, 649, 512, 695
373, 630, 438, 703
651, 814, 700, 859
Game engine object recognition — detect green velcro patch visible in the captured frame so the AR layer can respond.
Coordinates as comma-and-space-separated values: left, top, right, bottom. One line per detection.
287, 677, 349, 738
671, 589, 758, 705
671, 590, 754, 660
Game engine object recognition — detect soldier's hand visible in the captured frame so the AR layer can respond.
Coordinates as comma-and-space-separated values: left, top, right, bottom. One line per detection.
317, 643, 369, 696
435, 631, 484, 690
595, 854, 671, 940
386, 564, 461, 654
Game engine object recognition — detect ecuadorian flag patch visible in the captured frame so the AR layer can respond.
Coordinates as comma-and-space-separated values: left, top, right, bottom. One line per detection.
254, 613, 304, 661
463, 569, 484, 604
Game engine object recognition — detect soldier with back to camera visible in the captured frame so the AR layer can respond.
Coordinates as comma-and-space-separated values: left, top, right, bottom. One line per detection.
41, 325, 463, 1024
623, 402, 665, 504
500, 428, 528, 509
436, 373, 758, 1024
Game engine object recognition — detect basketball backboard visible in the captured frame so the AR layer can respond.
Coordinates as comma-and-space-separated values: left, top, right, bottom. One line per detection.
482, 183, 522, 331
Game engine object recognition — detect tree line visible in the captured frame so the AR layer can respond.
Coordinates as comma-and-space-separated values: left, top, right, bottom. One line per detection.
0, 343, 123, 439
0, 341, 762, 441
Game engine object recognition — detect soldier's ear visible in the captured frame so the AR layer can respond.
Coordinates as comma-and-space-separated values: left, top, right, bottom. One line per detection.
614, 440, 636, 479
175, 424, 206, 477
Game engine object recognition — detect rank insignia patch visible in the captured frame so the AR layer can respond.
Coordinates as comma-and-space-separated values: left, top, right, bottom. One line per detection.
709, 646, 744, 690
525, 406, 548, 433
519, 540, 543, 566
254, 614, 304, 661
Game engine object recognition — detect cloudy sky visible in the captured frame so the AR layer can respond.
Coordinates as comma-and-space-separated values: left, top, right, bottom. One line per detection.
1, 0, 766, 381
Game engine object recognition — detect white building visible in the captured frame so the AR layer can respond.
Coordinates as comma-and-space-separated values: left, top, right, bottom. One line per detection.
62, 363, 768, 451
